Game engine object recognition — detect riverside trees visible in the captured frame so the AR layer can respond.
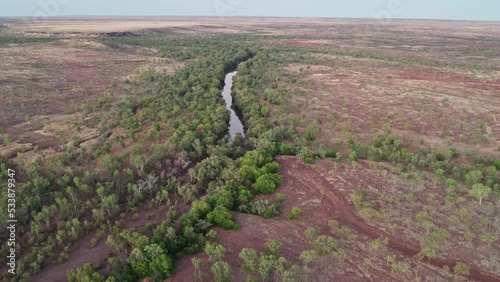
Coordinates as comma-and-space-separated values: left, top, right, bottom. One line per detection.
1, 35, 269, 280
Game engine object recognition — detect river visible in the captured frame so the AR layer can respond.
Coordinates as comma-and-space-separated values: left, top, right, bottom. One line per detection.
221, 71, 245, 141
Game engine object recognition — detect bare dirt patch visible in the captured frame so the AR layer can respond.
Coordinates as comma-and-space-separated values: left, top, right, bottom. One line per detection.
0, 37, 179, 158
279, 55, 500, 156
27, 200, 189, 282
0, 39, 149, 128
169, 156, 499, 281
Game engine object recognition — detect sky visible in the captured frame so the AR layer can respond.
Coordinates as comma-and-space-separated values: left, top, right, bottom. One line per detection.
0, 0, 499, 21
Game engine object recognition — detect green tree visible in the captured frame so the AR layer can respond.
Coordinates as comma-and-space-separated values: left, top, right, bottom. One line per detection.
129, 244, 173, 280
418, 220, 436, 234
391, 261, 410, 278
274, 257, 290, 281
205, 242, 227, 262
210, 261, 231, 282
433, 169, 445, 188
416, 238, 438, 262
299, 250, 315, 268
206, 206, 237, 230
463, 230, 475, 242
102, 154, 119, 175
313, 235, 338, 255
445, 178, 457, 191
150, 254, 174, 280
101, 194, 119, 216
468, 183, 492, 205
368, 237, 388, 259
258, 254, 276, 281
465, 170, 483, 185
453, 262, 470, 277
67, 263, 105, 282
192, 258, 203, 281
276, 193, 285, 203
303, 226, 319, 240
130, 153, 146, 175
304, 124, 320, 141
252, 174, 283, 195
239, 248, 258, 273
333, 248, 347, 262
480, 232, 497, 246
348, 150, 358, 162
281, 265, 301, 282
264, 239, 282, 256
288, 207, 302, 220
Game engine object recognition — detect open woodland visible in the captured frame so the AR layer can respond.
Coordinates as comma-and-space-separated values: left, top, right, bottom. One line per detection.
0, 18, 499, 282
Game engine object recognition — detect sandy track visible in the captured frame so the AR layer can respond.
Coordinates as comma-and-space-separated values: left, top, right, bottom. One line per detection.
277, 156, 500, 282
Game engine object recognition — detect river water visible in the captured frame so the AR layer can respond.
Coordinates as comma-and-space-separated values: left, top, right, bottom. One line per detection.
221, 71, 245, 141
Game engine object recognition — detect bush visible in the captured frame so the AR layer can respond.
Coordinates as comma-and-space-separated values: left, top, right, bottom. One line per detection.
252, 174, 283, 195
279, 144, 297, 156
304, 124, 319, 141
243, 199, 281, 219
276, 193, 285, 203
264, 239, 282, 256
206, 206, 238, 230
313, 235, 338, 255
493, 159, 500, 170
453, 262, 470, 277
3, 136, 12, 145
325, 151, 337, 158
304, 157, 314, 164
260, 162, 280, 174
288, 207, 302, 220
480, 232, 497, 246
67, 263, 105, 282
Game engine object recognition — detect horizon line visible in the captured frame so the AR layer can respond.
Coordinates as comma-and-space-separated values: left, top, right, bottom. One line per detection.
0, 15, 499, 23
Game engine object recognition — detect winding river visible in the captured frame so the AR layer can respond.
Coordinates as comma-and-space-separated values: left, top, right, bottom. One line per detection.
221, 71, 245, 141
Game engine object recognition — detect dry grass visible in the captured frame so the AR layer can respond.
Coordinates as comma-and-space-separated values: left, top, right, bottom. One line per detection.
276, 53, 500, 156
0, 37, 169, 152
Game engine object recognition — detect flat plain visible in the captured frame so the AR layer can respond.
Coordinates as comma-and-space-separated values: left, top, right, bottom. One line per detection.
0, 17, 499, 282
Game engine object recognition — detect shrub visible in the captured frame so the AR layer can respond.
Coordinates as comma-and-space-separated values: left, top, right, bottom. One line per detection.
288, 207, 302, 220
3, 136, 12, 145
279, 144, 297, 156
313, 235, 338, 255
304, 124, 319, 141
264, 239, 282, 256
480, 233, 497, 246
304, 157, 314, 164
252, 174, 283, 195
276, 193, 285, 203
206, 206, 237, 230
210, 261, 231, 282
453, 262, 470, 277
243, 199, 281, 219
67, 263, 105, 282
325, 151, 337, 158
493, 159, 500, 170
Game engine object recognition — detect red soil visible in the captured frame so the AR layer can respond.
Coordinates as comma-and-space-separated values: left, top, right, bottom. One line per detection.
170, 156, 500, 282
276, 157, 500, 282
28, 157, 499, 281
27, 201, 187, 282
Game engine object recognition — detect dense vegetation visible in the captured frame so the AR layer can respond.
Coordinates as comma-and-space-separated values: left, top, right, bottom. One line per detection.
0, 35, 291, 281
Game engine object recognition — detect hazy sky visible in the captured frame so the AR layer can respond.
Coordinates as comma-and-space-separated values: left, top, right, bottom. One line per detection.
1, 0, 499, 21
